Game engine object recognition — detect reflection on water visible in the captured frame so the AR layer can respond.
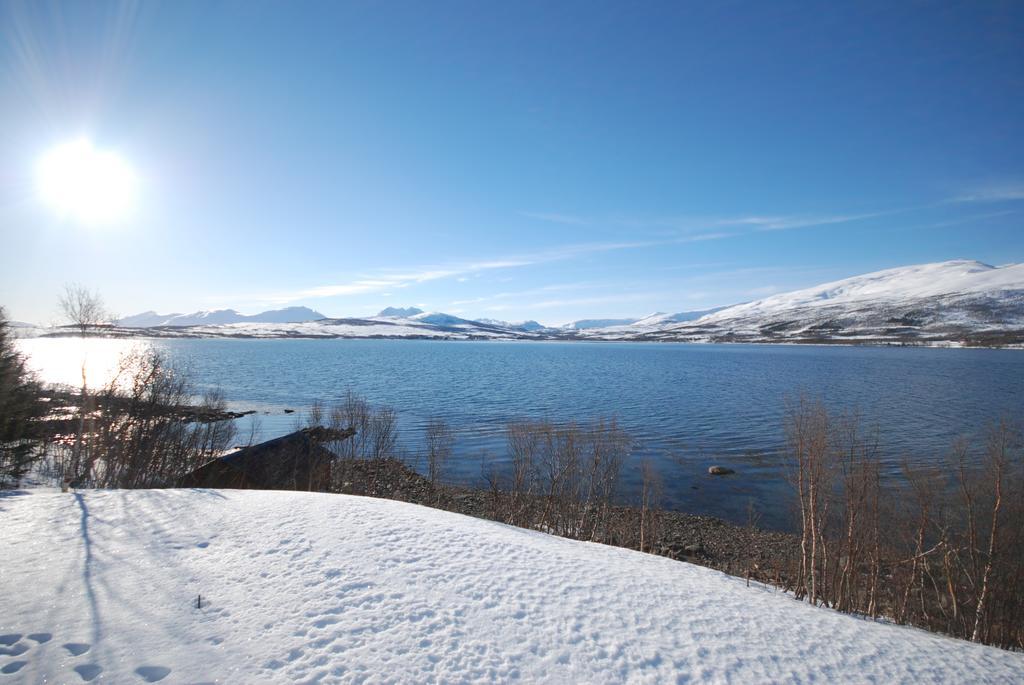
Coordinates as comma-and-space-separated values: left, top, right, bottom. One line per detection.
17, 337, 154, 390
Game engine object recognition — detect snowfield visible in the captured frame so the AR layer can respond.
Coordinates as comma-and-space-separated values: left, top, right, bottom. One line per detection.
2, 490, 1021, 683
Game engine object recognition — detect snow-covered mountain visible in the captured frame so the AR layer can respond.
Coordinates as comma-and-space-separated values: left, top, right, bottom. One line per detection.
620, 260, 1024, 346
117, 310, 186, 327
119, 306, 326, 328
476, 318, 548, 332
121, 309, 546, 341
561, 317, 639, 330
377, 306, 424, 318
76, 261, 1024, 346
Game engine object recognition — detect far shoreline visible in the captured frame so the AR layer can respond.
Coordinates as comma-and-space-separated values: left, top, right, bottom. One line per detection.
21, 328, 1024, 350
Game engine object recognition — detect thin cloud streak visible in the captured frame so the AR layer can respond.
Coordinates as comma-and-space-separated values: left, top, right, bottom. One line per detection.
521, 211, 589, 226
236, 239, 665, 306
721, 207, 915, 232
952, 182, 1024, 203
525, 202, 929, 239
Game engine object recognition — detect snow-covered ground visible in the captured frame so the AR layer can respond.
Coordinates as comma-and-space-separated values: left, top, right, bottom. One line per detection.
2, 489, 1021, 683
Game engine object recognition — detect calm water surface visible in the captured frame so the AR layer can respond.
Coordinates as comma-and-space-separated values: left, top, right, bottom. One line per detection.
19, 338, 1024, 529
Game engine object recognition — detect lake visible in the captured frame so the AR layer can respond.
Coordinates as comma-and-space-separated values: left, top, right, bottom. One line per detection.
18, 337, 1024, 529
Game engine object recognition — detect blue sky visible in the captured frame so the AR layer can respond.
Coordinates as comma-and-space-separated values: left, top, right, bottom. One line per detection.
2, 1, 1022, 325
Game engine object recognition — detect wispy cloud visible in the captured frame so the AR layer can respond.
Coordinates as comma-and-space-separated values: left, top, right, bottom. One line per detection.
952, 182, 1024, 203
921, 209, 1019, 229
233, 240, 663, 306
715, 208, 909, 232
521, 211, 589, 226
527, 203, 921, 238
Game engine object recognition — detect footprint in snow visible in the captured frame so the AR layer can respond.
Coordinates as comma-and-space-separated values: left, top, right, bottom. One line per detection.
1, 661, 27, 675
64, 642, 92, 657
136, 665, 172, 682
0, 635, 20, 647
28, 633, 52, 644
73, 664, 103, 682
0, 642, 28, 657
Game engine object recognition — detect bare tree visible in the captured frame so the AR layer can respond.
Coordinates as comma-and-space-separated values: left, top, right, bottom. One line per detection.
56, 285, 112, 478
425, 418, 454, 487
58, 283, 111, 335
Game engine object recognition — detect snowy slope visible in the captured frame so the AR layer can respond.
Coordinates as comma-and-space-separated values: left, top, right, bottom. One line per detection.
700, 260, 1023, 322
582, 308, 731, 339
2, 489, 1021, 683
620, 260, 1024, 345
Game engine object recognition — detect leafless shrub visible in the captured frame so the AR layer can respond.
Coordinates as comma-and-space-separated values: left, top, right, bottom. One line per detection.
484, 418, 646, 548
637, 458, 663, 553
425, 418, 454, 487
328, 390, 398, 462
783, 395, 1023, 649
55, 348, 236, 488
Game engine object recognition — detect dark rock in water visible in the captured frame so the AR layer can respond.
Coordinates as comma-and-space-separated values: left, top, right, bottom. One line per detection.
284, 409, 295, 414
708, 465, 735, 475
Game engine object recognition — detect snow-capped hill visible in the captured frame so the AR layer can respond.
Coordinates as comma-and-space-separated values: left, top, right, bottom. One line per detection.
247, 306, 326, 323
409, 311, 474, 327
177, 309, 246, 326
562, 317, 639, 330
120, 307, 326, 328
118, 309, 246, 327
377, 306, 424, 318
477, 318, 548, 332
117, 310, 185, 327
699, 260, 1023, 323
4, 489, 1020, 683
577, 308, 734, 339
631, 307, 729, 328
637, 260, 1024, 345
631, 311, 669, 327
131, 309, 546, 341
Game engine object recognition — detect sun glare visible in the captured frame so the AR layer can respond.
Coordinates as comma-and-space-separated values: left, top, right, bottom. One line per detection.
36, 139, 138, 224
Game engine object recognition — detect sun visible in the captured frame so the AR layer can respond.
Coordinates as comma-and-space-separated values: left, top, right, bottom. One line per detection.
36, 139, 138, 224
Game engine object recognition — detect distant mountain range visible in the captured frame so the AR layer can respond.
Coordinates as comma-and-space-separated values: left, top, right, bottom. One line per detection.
50, 260, 1024, 347
118, 306, 326, 327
